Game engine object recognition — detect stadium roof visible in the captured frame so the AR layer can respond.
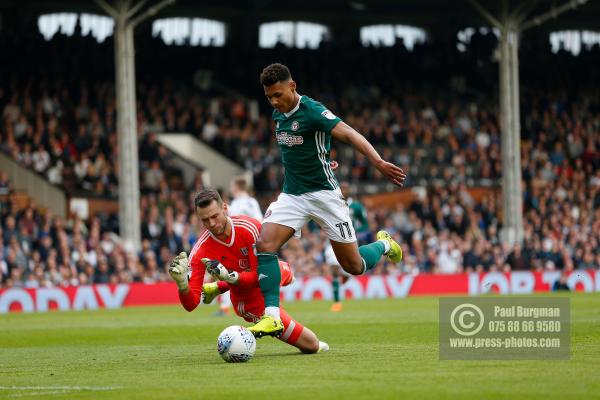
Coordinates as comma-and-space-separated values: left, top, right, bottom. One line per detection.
1, 0, 599, 32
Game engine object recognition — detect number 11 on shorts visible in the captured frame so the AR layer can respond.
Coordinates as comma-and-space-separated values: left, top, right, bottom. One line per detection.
335, 221, 353, 239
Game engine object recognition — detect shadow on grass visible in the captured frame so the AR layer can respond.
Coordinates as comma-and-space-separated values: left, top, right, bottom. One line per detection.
192, 351, 314, 365
255, 351, 309, 358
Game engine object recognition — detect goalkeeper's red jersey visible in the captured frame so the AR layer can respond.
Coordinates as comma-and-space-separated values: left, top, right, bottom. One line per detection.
180, 215, 292, 311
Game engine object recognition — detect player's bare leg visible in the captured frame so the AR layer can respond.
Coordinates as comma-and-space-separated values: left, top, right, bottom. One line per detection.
330, 231, 402, 275
248, 222, 295, 337
278, 310, 329, 354
287, 326, 329, 354
329, 241, 366, 275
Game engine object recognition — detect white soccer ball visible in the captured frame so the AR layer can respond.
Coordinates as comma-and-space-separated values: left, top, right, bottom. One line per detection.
217, 325, 256, 363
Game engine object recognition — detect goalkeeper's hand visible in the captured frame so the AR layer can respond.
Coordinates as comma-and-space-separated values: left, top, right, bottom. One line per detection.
202, 258, 239, 284
169, 251, 189, 291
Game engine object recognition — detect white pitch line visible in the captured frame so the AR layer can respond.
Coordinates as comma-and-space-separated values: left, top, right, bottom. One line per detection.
0, 386, 121, 391
8, 390, 71, 398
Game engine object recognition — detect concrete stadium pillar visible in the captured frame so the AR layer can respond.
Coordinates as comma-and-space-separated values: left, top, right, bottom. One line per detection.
96, 0, 174, 251
499, 24, 524, 247
468, 0, 588, 248
114, 4, 141, 251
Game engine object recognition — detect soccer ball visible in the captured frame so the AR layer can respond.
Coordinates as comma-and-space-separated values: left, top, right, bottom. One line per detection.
217, 325, 256, 363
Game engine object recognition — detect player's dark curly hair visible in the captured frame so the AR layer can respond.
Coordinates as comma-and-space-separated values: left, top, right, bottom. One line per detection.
194, 188, 223, 209
260, 63, 291, 86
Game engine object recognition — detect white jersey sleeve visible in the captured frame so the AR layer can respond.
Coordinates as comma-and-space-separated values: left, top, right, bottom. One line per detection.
229, 196, 263, 221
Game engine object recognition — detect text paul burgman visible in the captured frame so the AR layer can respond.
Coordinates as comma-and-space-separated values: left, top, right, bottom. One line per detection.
494, 306, 561, 319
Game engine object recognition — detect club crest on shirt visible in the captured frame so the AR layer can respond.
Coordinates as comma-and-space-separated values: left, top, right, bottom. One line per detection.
239, 259, 250, 271
240, 247, 248, 256
291, 121, 299, 131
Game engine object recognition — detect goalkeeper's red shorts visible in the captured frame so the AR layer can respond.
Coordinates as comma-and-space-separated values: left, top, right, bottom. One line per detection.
233, 301, 304, 345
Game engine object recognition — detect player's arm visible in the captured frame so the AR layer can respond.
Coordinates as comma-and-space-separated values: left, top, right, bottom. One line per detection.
180, 267, 202, 311
169, 252, 190, 294
206, 215, 263, 288
203, 216, 291, 288
235, 270, 259, 287
204, 259, 294, 289
202, 258, 258, 288
201, 280, 230, 305
331, 121, 406, 187
169, 251, 202, 311
171, 250, 229, 311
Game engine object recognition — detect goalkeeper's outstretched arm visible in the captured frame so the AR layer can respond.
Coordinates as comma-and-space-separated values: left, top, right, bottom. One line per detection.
168, 252, 198, 311
202, 258, 258, 288
169, 252, 231, 311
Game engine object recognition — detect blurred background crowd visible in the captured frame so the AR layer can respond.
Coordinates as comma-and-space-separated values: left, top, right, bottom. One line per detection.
1, 21, 599, 288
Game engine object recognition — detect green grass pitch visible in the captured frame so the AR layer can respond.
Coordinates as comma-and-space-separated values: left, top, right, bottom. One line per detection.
1, 294, 599, 399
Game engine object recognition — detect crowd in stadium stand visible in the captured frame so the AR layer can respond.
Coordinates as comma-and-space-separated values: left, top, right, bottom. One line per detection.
0, 29, 599, 288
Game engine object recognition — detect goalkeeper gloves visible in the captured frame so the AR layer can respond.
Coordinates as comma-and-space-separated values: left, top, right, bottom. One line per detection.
202, 258, 239, 284
169, 251, 189, 291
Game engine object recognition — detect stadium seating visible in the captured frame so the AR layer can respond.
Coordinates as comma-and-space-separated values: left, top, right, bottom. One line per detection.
0, 29, 598, 288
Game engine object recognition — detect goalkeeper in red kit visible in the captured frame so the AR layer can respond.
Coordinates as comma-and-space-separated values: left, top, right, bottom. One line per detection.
168, 188, 329, 353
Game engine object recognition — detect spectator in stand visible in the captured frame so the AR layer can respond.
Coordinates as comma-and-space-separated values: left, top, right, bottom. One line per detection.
228, 177, 263, 221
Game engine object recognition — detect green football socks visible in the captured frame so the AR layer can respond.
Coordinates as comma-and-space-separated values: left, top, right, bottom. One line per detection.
257, 252, 281, 318
358, 241, 386, 272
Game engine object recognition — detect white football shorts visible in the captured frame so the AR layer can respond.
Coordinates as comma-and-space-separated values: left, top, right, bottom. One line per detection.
263, 188, 357, 243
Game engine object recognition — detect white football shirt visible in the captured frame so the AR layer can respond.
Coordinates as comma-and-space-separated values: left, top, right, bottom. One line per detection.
229, 195, 263, 221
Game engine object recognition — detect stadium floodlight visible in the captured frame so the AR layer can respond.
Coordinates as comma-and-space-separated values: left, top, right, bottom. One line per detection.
258, 21, 329, 49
